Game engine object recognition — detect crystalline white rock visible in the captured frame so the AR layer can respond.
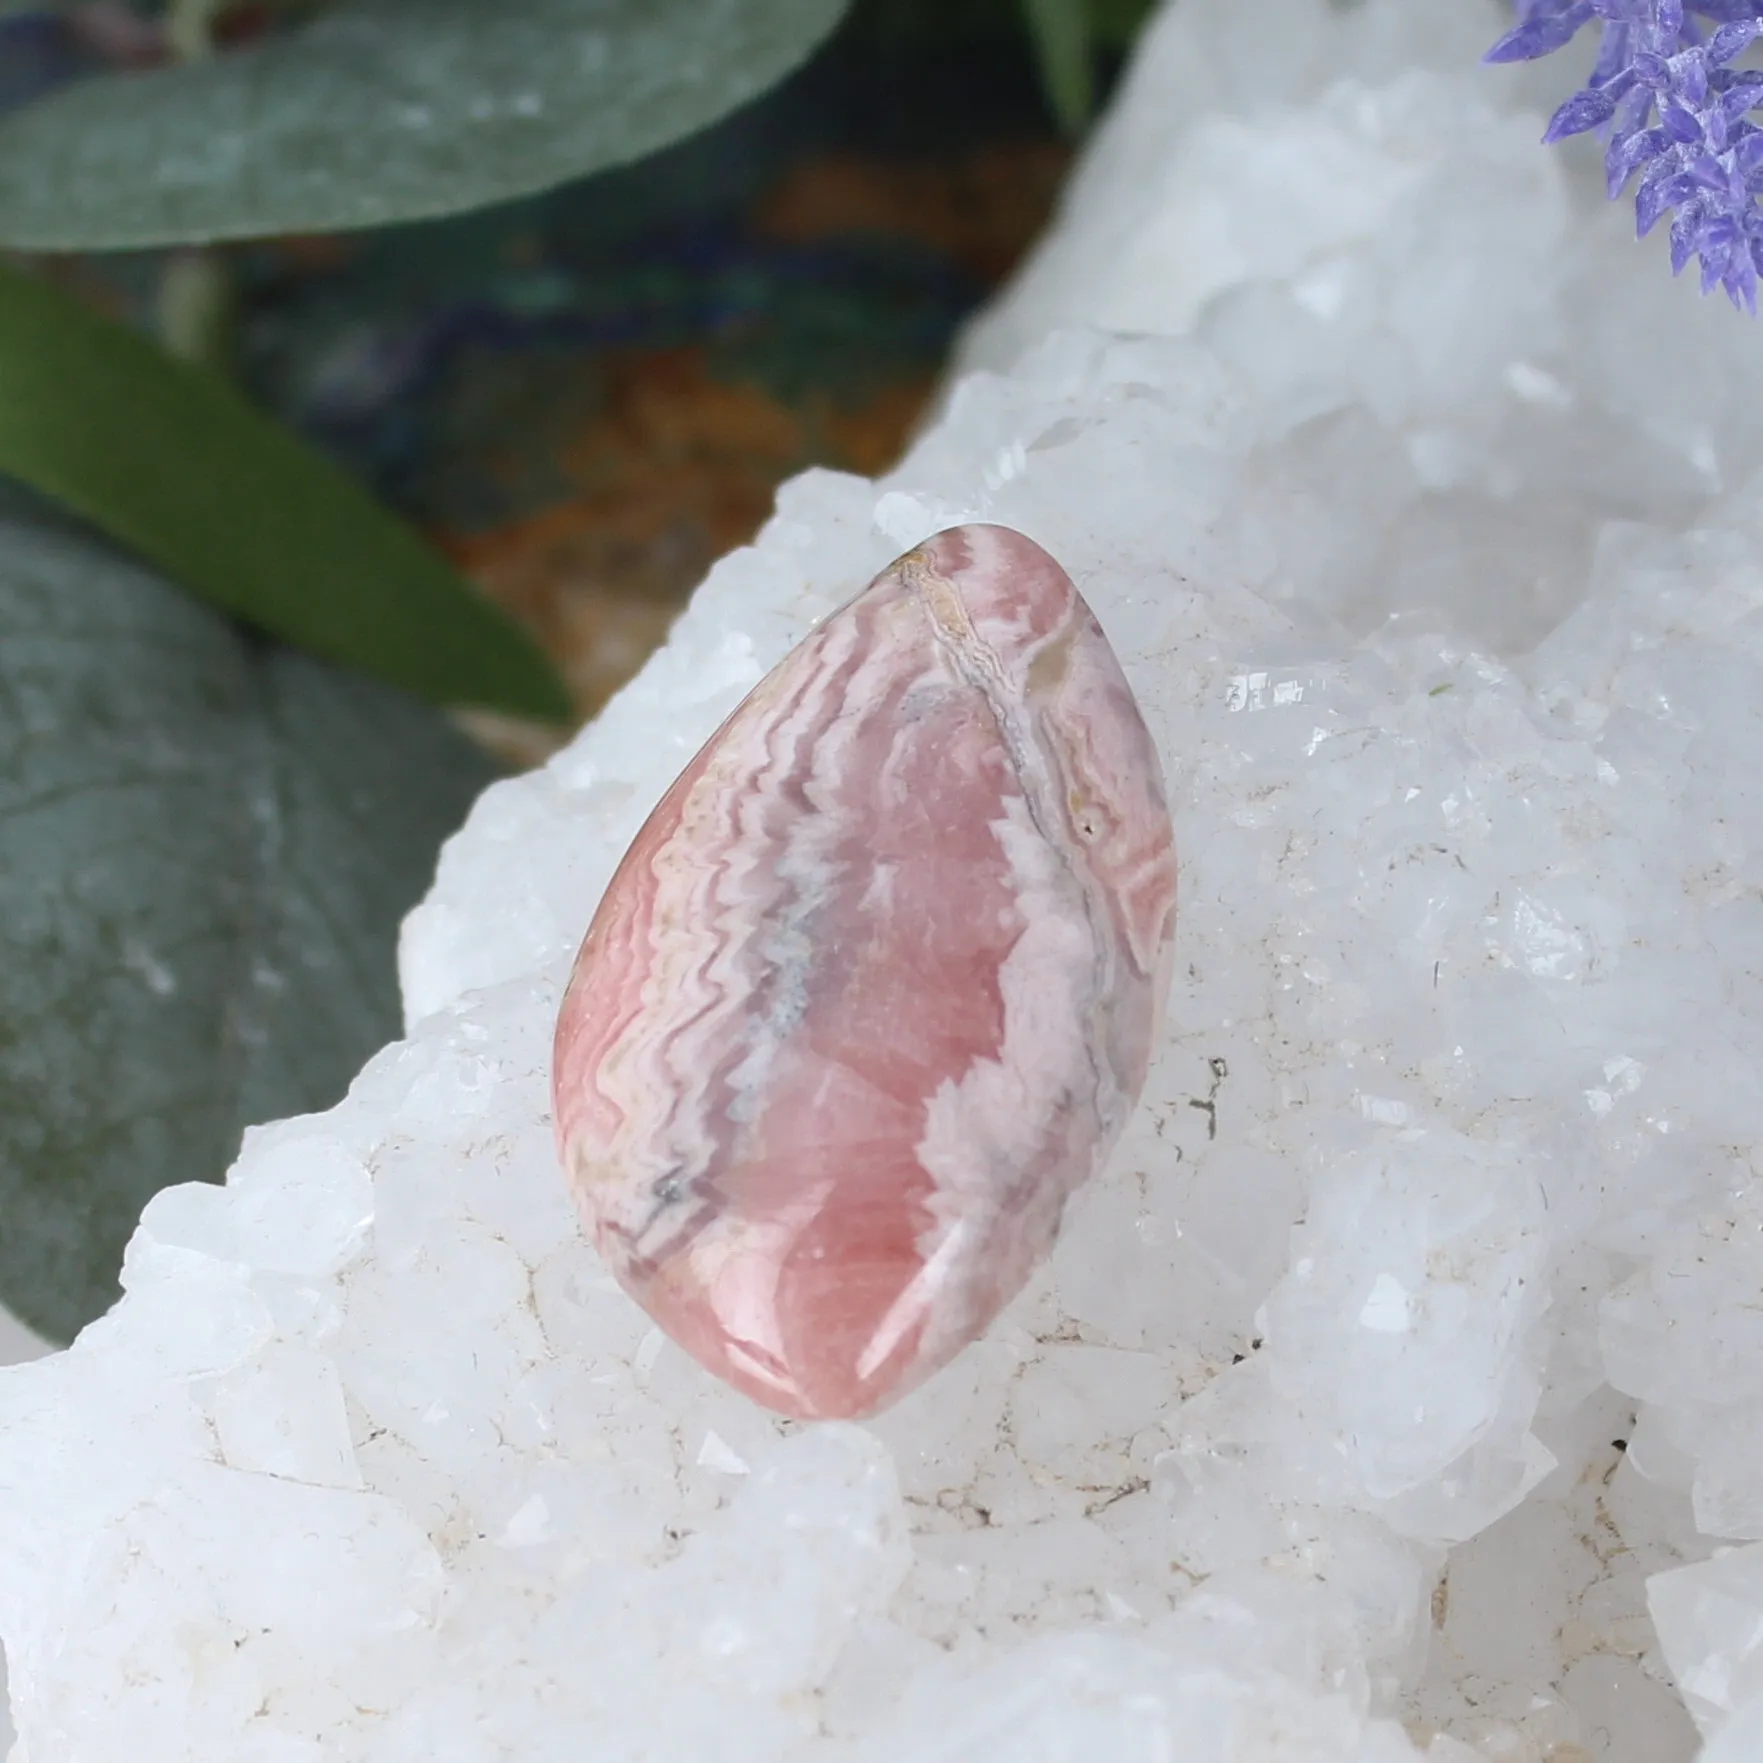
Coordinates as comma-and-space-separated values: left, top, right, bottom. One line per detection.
1253, 1131, 1552, 1520
0, 1308, 45, 1763
9, 0, 1763, 1757
1651, 1545, 1763, 1733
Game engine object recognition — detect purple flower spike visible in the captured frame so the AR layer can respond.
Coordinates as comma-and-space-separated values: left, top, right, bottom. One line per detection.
1488, 0, 1763, 308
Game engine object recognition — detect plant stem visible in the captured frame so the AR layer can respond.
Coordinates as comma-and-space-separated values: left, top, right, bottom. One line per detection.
155, 250, 236, 373
166, 0, 226, 60
158, 0, 236, 370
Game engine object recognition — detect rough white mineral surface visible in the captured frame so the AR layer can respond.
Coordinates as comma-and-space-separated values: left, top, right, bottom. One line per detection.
6, 0, 1763, 1757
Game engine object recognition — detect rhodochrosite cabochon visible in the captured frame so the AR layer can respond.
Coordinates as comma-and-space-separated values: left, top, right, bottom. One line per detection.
552, 525, 1177, 1419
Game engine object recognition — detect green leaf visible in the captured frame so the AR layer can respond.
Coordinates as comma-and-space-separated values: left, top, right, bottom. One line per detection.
0, 490, 502, 1342
0, 262, 569, 721
0, 0, 852, 249
1088, 0, 1157, 50
1021, 0, 1092, 134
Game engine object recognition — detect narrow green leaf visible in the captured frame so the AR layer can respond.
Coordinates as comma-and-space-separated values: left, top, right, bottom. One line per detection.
0, 491, 503, 1342
0, 262, 569, 720
0, 0, 851, 250
1089, 0, 1158, 51
1021, 0, 1093, 134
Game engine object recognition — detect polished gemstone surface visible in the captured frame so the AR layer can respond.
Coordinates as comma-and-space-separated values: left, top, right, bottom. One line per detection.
552, 524, 1177, 1418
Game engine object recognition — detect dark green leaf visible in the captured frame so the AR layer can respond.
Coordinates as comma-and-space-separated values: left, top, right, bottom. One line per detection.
0, 492, 502, 1341
1021, 0, 1092, 134
0, 262, 569, 721
1089, 0, 1157, 51
0, 0, 851, 249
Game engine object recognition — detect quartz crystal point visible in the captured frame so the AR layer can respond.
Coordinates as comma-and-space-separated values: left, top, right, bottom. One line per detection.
552, 525, 1177, 1419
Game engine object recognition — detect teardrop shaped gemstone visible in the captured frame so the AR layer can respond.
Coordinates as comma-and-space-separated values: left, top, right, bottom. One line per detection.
552, 525, 1177, 1420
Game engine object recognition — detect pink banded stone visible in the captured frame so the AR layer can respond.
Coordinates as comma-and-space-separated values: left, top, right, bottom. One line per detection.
552, 525, 1177, 1420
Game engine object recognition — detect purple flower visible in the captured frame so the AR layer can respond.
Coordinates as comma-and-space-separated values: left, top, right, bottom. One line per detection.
1488, 1, 1763, 309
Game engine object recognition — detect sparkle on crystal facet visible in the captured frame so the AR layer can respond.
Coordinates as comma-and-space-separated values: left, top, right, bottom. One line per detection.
552, 524, 1178, 1419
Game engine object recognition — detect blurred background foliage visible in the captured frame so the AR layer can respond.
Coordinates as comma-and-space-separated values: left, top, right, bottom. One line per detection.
0, 0, 1156, 1342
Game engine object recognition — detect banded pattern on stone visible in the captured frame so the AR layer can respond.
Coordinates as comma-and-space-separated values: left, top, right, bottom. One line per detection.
552, 525, 1177, 1419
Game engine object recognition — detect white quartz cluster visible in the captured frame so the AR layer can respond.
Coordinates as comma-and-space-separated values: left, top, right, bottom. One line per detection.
6, 0, 1763, 1757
